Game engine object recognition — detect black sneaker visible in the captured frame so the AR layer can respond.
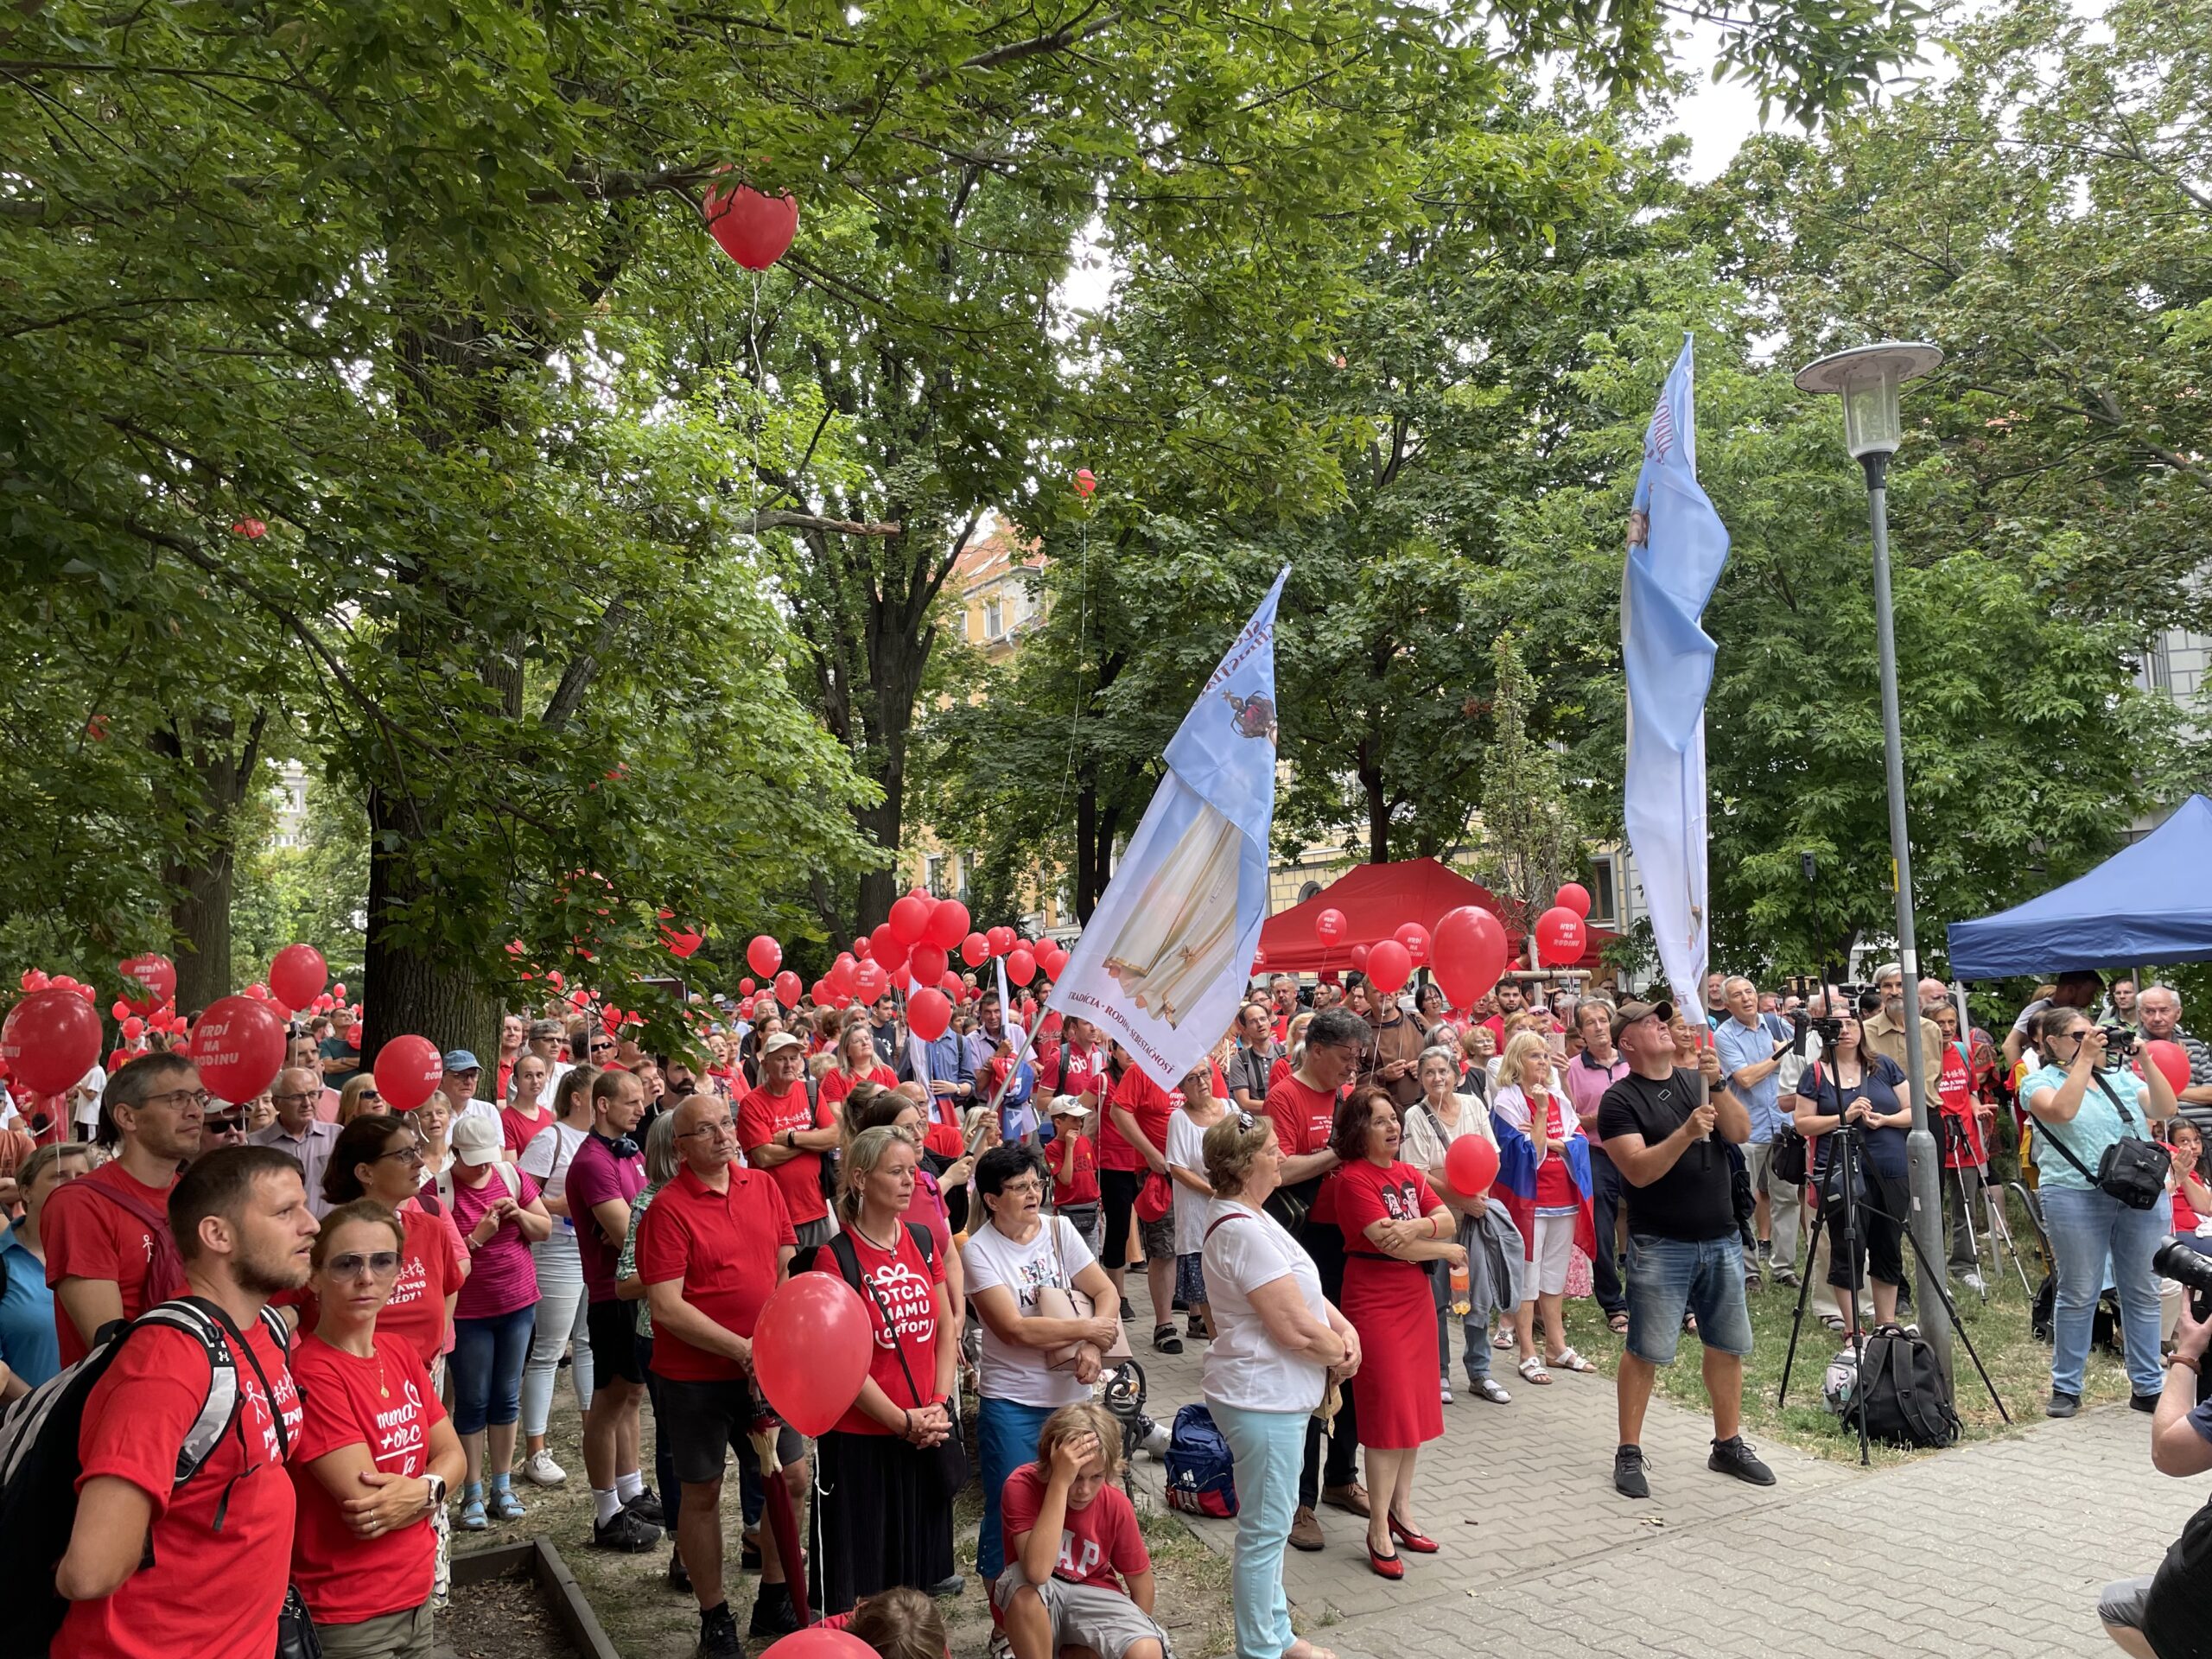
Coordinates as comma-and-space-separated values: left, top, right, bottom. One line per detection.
593, 1506, 663, 1553
698, 1604, 743, 1659
2133, 1392, 2162, 1414
1120, 1297, 1135, 1323
626, 1485, 667, 1529
2047, 1391, 2082, 1419
1612, 1444, 1649, 1498
669, 1553, 693, 1593
748, 1582, 801, 1640
1153, 1323, 1184, 1355
1707, 1434, 1777, 1487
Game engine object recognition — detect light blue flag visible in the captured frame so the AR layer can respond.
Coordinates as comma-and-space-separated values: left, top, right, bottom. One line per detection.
1622, 337, 1731, 1008
1045, 568, 1289, 1090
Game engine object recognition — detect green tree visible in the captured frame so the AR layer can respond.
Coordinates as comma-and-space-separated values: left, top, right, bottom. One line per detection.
1474, 632, 1585, 937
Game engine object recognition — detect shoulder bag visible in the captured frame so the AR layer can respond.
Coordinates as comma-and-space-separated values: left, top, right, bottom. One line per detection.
1033, 1216, 1131, 1370
2037, 1069, 2171, 1210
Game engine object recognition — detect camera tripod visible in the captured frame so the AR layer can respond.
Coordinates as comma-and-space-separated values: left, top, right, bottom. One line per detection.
1939, 1115, 2035, 1300
1777, 1119, 2010, 1463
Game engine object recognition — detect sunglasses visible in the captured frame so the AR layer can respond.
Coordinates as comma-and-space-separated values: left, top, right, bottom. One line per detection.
323, 1251, 403, 1281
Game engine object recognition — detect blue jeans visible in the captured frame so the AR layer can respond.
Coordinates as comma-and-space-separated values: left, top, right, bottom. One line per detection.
1211, 1402, 1306, 1659
977, 1397, 1055, 1581
451, 1304, 537, 1436
2042, 1183, 2166, 1397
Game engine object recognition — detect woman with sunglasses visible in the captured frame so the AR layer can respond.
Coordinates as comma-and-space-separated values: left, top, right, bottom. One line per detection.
323, 1115, 468, 1393
289, 1199, 466, 1658
2021, 1007, 2180, 1417
339, 1073, 387, 1125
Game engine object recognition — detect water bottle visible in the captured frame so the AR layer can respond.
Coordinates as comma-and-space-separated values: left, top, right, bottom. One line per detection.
1449, 1260, 1471, 1317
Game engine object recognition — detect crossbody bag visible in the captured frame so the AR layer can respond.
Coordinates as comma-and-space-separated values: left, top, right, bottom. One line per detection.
2037, 1068, 2171, 1211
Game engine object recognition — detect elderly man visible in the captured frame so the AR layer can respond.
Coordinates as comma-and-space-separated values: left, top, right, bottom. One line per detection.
1866, 961, 1945, 1086
637, 1093, 804, 1657
442, 1048, 500, 1127
1713, 976, 1801, 1288
246, 1066, 343, 1215
525, 1018, 570, 1107
2139, 987, 2212, 1136
1269, 973, 1301, 1043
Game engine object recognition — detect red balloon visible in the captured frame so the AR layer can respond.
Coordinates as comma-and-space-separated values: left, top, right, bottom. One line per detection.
740, 976, 758, 996
702, 182, 799, 271
907, 987, 952, 1042
194, 995, 289, 1104
961, 931, 990, 968
1533, 906, 1586, 968
872, 925, 909, 975
828, 954, 858, 996
852, 960, 890, 1004
925, 899, 970, 950
888, 893, 933, 947
547, 969, 566, 992
111, 1000, 131, 1022
1554, 882, 1592, 920
2146, 1039, 2193, 1097
1350, 944, 1370, 972
122, 1015, 144, 1041
1365, 938, 1412, 995
908, 943, 950, 987
774, 969, 803, 1009
936, 971, 962, 999
1394, 922, 1431, 968
1432, 906, 1509, 1008
1073, 467, 1097, 499
747, 935, 784, 978
333, 982, 347, 1001
752, 1272, 871, 1437
269, 943, 328, 1010
852, 936, 872, 961
811, 979, 831, 1007
1007, 947, 1037, 987
659, 918, 705, 959
370, 1033, 444, 1112
1315, 907, 1348, 945
761, 1630, 878, 1659
2, 989, 104, 1094
990, 926, 1016, 957
1444, 1135, 1500, 1199
118, 953, 176, 1014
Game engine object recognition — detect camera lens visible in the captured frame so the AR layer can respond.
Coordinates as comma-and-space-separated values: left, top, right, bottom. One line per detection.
2153, 1236, 2212, 1296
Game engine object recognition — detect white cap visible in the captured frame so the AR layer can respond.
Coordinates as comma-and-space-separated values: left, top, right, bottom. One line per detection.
762, 1032, 806, 1058
452, 1116, 502, 1166
1048, 1095, 1091, 1118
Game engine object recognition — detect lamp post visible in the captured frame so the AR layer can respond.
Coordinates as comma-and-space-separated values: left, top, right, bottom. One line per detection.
1792, 340, 1950, 1387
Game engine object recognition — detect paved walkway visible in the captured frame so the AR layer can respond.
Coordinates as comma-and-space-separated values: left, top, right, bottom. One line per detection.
1125, 1334, 2198, 1656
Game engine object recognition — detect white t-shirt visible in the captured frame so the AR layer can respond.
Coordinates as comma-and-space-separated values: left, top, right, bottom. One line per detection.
520, 1120, 589, 1234
452, 1096, 500, 1129
961, 1216, 1097, 1408
1399, 1093, 1497, 1174
539, 1059, 572, 1110
70, 1065, 108, 1132
1166, 1109, 1218, 1256
1200, 1198, 1328, 1414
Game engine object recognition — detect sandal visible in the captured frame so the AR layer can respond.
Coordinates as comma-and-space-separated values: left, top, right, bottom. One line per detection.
1516, 1355, 1552, 1385
1548, 1347, 1598, 1375
1607, 1311, 1630, 1336
1492, 1329, 1516, 1351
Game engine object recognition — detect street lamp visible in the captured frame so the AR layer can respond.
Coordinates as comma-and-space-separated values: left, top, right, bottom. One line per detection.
1793, 340, 1949, 1386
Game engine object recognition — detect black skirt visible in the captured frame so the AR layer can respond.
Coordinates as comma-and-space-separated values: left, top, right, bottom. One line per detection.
810, 1428, 957, 1615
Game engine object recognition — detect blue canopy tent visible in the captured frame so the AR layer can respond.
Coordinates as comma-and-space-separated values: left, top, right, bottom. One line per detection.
1946, 794, 2212, 977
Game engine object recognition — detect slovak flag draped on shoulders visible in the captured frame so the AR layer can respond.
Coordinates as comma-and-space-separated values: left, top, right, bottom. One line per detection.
1044, 569, 1289, 1090
1622, 335, 1732, 1011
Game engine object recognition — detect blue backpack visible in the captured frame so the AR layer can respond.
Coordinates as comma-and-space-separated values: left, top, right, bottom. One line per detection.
1163, 1403, 1238, 1518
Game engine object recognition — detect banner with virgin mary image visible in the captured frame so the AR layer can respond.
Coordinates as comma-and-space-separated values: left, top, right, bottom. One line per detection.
1043, 568, 1288, 1090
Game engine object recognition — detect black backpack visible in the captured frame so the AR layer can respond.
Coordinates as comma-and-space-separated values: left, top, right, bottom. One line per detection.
1850, 1328, 1960, 1448
0, 1296, 291, 1659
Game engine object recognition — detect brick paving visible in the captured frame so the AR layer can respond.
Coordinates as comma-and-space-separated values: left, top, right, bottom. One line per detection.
1124, 1328, 2196, 1656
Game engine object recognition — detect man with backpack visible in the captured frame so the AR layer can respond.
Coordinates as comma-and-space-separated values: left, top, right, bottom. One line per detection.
41, 1052, 202, 1367
41, 1145, 317, 1659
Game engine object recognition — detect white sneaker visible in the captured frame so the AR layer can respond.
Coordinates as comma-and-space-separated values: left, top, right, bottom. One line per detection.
1140, 1418, 1172, 1459
521, 1450, 567, 1487
1961, 1271, 1988, 1294
1440, 1380, 1454, 1404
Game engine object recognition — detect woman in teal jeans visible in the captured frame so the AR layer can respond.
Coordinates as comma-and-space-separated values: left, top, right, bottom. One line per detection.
2021, 1007, 2180, 1418
1199, 1114, 1361, 1659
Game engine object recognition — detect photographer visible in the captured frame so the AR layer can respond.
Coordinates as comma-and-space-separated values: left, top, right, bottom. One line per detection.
2023, 1008, 2182, 1419
1793, 1011, 1910, 1338
2098, 1292, 2212, 1659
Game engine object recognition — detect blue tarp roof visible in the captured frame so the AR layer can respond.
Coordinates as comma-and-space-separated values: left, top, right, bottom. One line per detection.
1946, 794, 2212, 978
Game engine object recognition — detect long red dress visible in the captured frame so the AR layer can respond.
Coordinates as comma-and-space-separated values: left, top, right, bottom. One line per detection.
1332, 1158, 1445, 1449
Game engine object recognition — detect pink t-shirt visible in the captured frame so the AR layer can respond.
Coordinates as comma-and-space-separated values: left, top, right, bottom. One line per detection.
448, 1166, 542, 1319
565, 1134, 645, 1304
1565, 1052, 1627, 1135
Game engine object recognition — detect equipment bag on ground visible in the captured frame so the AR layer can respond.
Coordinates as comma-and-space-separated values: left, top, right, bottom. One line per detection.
1163, 1402, 1238, 1517
1850, 1327, 1961, 1448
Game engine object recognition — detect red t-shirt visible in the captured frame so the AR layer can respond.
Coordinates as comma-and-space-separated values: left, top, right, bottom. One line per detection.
42, 1160, 185, 1366
500, 1104, 554, 1157
1102, 1069, 1179, 1172
1522, 1091, 1579, 1207
495, 1058, 514, 1103
1058, 1045, 1108, 1104
1054, 1133, 1100, 1206
1332, 1158, 1440, 1257
1264, 1074, 1336, 1160
812, 1224, 944, 1435
738, 1081, 832, 1225
998, 1460, 1151, 1590
56, 1313, 302, 1659
1268, 1054, 1294, 1091
1936, 1043, 1985, 1168
818, 1064, 897, 1114
289, 1332, 446, 1626
375, 1206, 464, 1363
636, 1165, 796, 1382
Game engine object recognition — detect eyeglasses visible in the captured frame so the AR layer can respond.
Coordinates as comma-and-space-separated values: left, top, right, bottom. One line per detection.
272, 1092, 318, 1107
375, 1144, 426, 1166
995, 1179, 1044, 1198
139, 1088, 212, 1111
323, 1251, 403, 1281
677, 1121, 737, 1141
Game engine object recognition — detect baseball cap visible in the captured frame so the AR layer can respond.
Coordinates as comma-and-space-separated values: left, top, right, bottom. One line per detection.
762, 1033, 805, 1058
1049, 1095, 1091, 1118
452, 1116, 502, 1166
1610, 999, 1675, 1045
442, 1048, 481, 1073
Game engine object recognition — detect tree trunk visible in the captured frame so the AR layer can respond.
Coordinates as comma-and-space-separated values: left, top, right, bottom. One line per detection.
1074, 781, 1099, 922
1360, 744, 1389, 862
362, 784, 506, 1064
153, 712, 265, 1014
167, 853, 234, 1015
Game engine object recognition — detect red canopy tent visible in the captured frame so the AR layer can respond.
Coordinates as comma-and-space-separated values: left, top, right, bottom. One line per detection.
1256, 856, 1612, 976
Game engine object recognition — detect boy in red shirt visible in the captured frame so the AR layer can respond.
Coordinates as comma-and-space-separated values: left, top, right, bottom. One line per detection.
1048, 1097, 1101, 1252
995, 1402, 1165, 1659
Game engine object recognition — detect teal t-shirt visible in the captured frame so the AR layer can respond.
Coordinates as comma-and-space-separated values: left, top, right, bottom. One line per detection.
2023, 1062, 2152, 1191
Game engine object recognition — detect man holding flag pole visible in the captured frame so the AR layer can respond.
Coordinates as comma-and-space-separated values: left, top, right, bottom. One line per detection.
1601, 338, 1775, 1500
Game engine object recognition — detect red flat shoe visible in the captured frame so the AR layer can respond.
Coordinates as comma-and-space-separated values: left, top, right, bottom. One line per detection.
1364, 1541, 1404, 1580
1387, 1513, 1439, 1554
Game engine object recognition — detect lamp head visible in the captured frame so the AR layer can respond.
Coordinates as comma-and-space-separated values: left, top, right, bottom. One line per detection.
1793, 342, 1944, 461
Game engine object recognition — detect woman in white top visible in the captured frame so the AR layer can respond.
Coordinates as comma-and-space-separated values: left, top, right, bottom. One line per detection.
1400, 1047, 1519, 1405
515, 1063, 597, 1485
1489, 1030, 1595, 1383
1166, 1061, 1229, 1342
1200, 1112, 1361, 1659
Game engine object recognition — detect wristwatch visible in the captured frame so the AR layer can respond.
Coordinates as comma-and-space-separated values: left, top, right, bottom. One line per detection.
423, 1473, 448, 1514
783, 1129, 798, 1150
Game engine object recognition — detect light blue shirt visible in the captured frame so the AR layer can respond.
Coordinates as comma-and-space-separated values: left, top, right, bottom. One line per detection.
0, 1222, 60, 1388
1714, 1014, 1786, 1143
2023, 1062, 2152, 1192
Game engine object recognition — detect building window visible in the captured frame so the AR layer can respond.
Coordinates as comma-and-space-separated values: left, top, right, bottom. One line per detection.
1587, 856, 1618, 927
960, 610, 972, 642
926, 855, 948, 897
985, 601, 1004, 639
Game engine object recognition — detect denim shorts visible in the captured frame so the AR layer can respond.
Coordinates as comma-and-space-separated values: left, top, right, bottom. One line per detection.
1624, 1232, 1753, 1365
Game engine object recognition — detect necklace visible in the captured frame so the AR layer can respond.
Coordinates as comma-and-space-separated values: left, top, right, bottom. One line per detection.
849, 1217, 900, 1252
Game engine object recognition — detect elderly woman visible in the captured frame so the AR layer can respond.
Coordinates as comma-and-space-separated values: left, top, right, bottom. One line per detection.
1201, 1113, 1357, 1659
1490, 1031, 1596, 1383
0, 1141, 91, 1387
2019, 1007, 2180, 1416
338, 1072, 387, 1125
1269, 1012, 1314, 1093
1456, 1024, 1496, 1101
1400, 1050, 1518, 1406
1327, 1087, 1465, 1578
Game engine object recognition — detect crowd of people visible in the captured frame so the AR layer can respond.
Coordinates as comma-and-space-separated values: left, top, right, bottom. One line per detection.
4, 952, 2209, 1659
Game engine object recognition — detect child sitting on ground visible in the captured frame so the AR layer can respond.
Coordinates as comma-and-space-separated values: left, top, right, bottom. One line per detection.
995, 1402, 1168, 1659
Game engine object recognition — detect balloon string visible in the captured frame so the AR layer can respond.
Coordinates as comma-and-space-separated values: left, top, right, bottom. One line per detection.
747, 269, 767, 522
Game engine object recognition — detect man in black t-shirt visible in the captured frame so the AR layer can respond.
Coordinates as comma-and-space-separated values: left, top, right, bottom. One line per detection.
1596, 999, 1775, 1500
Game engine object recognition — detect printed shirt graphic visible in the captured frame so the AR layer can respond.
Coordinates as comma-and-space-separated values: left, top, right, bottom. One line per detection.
817, 1225, 944, 1434
1333, 1159, 1439, 1257
999, 1460, 1152, 1591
